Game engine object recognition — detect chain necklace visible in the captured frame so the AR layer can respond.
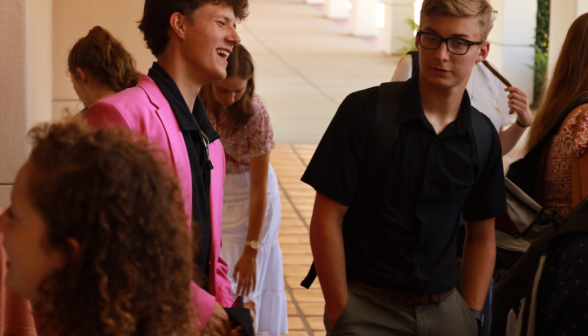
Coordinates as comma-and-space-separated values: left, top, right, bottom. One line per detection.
191, 114, 214, 170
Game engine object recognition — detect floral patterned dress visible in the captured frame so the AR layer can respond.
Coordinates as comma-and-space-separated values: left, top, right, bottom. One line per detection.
209, 96, 287, 335
540, 105, 588, 217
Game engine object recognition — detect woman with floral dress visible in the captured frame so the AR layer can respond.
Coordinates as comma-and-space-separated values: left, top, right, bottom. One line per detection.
200, 44, 287, 335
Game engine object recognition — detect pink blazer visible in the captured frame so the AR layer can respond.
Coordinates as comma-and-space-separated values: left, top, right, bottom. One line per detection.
85, 75, 233, 330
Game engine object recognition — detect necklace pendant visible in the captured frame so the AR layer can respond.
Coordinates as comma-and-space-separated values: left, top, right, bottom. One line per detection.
208, 159, 214, 170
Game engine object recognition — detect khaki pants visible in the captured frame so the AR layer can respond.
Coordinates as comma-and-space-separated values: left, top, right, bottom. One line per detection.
325, 282, 479, 336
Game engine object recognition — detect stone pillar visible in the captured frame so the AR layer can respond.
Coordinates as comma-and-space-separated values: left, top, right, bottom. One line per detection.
349, 0, 378, 36
381, 0, 415, 55
324, 0, 349, 19
485, 0, 536, 101
548, 0, 588, 77
0, 0, 53, 208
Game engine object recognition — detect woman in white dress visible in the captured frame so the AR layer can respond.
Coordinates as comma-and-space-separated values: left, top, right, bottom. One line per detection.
200, 44, 288, 335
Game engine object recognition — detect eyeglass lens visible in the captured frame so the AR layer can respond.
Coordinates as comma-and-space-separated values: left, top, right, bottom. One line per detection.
419, 34, 470, 55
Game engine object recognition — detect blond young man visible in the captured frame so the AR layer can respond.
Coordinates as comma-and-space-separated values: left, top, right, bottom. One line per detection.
301, 1, 504, 335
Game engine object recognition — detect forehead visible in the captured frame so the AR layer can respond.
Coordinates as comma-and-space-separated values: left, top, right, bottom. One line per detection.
193, 2, 236, 20
420, 14, 480, 40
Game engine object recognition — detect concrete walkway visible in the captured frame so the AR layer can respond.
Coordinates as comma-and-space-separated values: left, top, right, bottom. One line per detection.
240, 0, 398, 144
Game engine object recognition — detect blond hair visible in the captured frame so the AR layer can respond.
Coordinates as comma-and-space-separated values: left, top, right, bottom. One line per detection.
420, 0, 493, 41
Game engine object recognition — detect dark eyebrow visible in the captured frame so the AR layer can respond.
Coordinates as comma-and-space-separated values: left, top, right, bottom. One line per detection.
421, 27, 472, 39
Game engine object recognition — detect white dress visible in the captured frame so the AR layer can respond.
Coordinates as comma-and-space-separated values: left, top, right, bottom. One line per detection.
212, 97, 288, 335
221, 165, 288, 335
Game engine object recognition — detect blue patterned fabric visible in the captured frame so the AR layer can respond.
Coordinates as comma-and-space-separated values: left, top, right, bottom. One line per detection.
537, 235, 588, 336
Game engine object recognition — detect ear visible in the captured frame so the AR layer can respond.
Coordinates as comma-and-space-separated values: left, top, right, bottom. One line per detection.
169, 12, 188, 40
414, 35, 420, 51
76, 68, 88, 84
476, 41, 490, 63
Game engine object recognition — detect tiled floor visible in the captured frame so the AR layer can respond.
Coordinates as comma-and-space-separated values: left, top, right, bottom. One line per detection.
271, 144, 324, 336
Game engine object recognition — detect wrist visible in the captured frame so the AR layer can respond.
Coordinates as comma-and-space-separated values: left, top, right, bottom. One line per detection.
516, 117, 533, 128
243, 245, 258, 256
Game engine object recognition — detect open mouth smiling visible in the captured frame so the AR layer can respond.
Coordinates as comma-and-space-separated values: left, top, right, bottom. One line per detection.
217, 49, 230, 60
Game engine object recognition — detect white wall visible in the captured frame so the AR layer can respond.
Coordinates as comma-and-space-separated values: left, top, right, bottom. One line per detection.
548, 0, 588, 78
0, 0, 53, 209
486, 0, 536, 101
349, 0, 378, 36
381, 0, 415, 55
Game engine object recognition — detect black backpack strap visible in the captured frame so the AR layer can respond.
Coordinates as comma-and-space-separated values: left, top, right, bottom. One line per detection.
407, 51, 420, 75
301, 82, 405, 289
363, 81, 405, 181
470, 110, 492, 180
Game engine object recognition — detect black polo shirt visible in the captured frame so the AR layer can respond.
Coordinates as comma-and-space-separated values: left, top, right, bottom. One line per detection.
148, 63, 220, 285
301, 76, 506, 294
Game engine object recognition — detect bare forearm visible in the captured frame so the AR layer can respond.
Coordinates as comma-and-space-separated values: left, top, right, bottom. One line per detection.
247, 193, 266, 242
309, 194, 348, 313
460, 234, 495, 310
499, 124, 526, 156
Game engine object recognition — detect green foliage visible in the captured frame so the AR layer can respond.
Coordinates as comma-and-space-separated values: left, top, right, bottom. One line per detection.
532, 0, 550, 108
396, 19, 419, 55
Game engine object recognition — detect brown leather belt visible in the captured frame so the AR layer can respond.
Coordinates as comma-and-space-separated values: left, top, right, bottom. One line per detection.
351, 281, 456, 305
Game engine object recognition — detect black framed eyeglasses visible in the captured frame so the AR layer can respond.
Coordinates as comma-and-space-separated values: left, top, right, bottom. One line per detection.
416, 30, 483, 55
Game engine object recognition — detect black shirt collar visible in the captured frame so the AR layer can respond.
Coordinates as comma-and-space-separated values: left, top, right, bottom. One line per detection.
399, 76, 473, 137
148, 62, 220, 142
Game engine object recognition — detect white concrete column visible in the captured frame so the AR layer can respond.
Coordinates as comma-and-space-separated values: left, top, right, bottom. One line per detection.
349, 0, 378, 36
547, 0, 588, 77
381, 0, 415, 55
324, 0, 349, 19
485, 0, 536, 101
0, 0, 52, 208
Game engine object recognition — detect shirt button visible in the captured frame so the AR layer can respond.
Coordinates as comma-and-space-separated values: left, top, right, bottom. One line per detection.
418, 208, 423, 213
427, 175, 432, 179
416, 268, 421, 274
434, 139, 438, 143
421, 238, 426, 243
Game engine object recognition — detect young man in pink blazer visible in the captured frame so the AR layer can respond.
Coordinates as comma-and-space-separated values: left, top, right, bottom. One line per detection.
85, 0, 248, 334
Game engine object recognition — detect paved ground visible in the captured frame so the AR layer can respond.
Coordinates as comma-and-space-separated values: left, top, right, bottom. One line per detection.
239, 0, 398, 144
272, 144, 323, 336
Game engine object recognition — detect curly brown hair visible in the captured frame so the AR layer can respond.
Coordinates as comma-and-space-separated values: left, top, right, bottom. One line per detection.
139, 0, 249, 57
27, 121, 194, 336
201, 44, 255, 135
68, 26, 142, 92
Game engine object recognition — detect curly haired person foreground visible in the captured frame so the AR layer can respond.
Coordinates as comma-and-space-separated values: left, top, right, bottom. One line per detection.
0, 121, 195, 336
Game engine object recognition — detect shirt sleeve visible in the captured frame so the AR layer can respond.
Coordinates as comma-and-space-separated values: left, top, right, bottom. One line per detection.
247, 97, 275, 158
391, 55, 413, 82
462, 115, 507, 221
301, 89, 376, 206
493, 74, 516, 127
572, 104, 588, 157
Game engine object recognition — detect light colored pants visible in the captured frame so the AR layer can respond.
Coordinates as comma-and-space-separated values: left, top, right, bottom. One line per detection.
325, 282, 479, 336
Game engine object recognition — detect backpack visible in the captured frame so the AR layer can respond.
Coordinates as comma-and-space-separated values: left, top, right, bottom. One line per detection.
491, 196, 588, 336
493, 93, 588, 283
301, 80, 493, 289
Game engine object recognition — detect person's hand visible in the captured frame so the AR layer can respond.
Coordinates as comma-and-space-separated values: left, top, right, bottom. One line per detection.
505, 86, 533, 126
326, 293, 348, 329
201, 302, 231, 336
233, 247, 257, 296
